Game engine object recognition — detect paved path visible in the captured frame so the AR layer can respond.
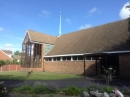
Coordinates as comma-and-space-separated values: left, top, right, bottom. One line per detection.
3, 77, 130, 89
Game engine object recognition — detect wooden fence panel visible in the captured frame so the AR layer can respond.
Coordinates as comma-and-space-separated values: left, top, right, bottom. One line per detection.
0, 65, 21, 71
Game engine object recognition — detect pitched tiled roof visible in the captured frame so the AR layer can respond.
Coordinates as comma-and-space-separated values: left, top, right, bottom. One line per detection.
46, 19, 130, 56
0, 50, 13, 61
2, 50, 13, 55
27, 30, 57, 45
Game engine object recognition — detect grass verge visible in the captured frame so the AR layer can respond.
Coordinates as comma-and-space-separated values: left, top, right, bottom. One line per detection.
0, 71, 81, 80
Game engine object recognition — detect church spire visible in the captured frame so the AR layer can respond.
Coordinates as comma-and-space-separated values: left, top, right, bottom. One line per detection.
58, 12, 62, 37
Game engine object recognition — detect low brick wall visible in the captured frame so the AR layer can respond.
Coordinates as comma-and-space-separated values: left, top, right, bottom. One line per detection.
20, 60, 102, 76
0, 64, 21, 71
21, 67, 43, 72
44, 60, 97, 76
119, 54, 130, 79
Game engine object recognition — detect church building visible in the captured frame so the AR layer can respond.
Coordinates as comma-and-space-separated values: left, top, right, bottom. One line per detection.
21, 18, 130, 79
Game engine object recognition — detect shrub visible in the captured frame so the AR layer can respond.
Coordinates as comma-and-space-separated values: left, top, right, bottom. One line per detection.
81, 87, 89, 93
33, 82, 59, 94
12, 59, 21, 64
63, 86, 81, 96
12, 85, 34, 94
33, 83, 47, 94
0, 81, 7, 97
4, 60, 11, 65
99, 86, 113, 93
45, 82, 59, 94
0, 60, 5, 67
121, 85, 130, 95
85, 81, 102, 91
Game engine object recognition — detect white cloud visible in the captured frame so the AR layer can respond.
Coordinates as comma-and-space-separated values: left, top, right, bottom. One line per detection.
88, 7, 100, 16
119, 2, 130, 19
39, 10, 51, 18
1, 44, 22, 52
2, 44, 14, 51
0, 27, 3, 31
65, 18, 71, 23
79, 24, 92, 30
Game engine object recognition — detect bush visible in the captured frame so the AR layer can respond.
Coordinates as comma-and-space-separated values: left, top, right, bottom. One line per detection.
12, 59, 21, 64
33, 82, 59, 94
45, 82, 59, 94
33, 83, 47, 94
12, 85, 34, 94
4, 60, 11, 65
121, 85, 130, 95
63, 86, 81, 96
99, 86, 113, 93
81, 87, 89, 93
85, 81, 102, 91
0, 81, 7, 97
0, 60, 5, 67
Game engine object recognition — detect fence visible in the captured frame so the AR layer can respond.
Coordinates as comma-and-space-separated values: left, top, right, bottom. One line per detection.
0, 64, 21, 71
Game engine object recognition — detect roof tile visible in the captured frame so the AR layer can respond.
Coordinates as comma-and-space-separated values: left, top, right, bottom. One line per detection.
46, 19, 130, 56
28, 30, 57, 44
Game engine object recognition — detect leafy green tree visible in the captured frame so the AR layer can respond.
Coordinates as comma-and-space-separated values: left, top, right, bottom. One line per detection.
14, 50, 21, 55
125, 4, 130, 45
0, 60, 5, 67
4, 60, 11, 65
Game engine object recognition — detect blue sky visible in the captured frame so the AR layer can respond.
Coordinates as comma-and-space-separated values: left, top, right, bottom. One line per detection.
0, 0, 130, 53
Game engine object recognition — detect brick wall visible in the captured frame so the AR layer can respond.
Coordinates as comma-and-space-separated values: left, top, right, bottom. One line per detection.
0, 64, 21, 71
44, 60, 97, 76
119, 54, 130, 79
21, 67, 43, 72
21, 60, 101, 76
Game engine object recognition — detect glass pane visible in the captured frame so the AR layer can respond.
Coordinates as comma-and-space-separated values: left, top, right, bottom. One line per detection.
73, 56, 77, 60
86, 56, 91, 60
62, 57, 66, 61
78, 56, 83, 60
57, 57, 60, 61
92, 57, 96, 60
45, 45, 53, 55
67, 56, 71, 60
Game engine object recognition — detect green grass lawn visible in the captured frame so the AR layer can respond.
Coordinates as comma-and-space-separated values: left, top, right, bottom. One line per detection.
0, 71, 81, 80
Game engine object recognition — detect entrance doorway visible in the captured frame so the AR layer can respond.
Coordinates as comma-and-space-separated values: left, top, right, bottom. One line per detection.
100, 54, 119, 76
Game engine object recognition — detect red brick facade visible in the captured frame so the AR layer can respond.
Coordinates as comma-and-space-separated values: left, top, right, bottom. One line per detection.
21, 53, 130, 79
21, 60, 98, 75
21, 60, 97, 75
21, 67, 43, 72
0, 50, 13, 61
44, 60, 98, 76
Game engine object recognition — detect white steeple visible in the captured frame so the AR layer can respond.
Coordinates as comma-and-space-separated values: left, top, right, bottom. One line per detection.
58, 12, 62, 37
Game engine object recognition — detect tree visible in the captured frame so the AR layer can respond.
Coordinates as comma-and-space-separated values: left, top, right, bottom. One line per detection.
125, 3, 130, 10
0, 60, 5, 67
125, 3, 130, 45
14, 50, 21, 55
